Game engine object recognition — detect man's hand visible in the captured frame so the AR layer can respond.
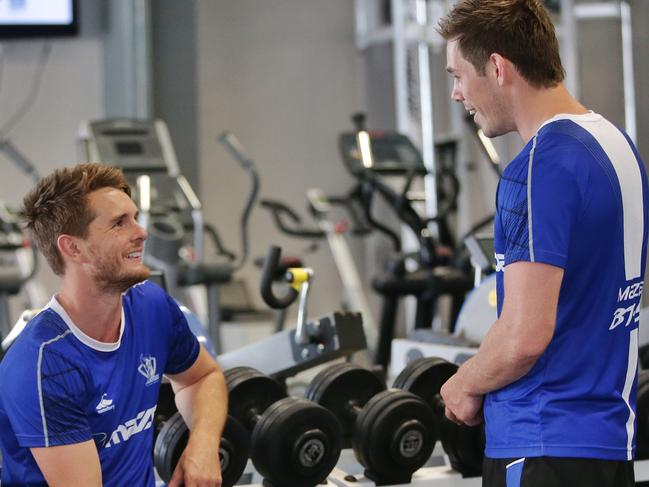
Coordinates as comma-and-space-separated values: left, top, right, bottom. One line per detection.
167, 436, 222, 487
440, 373, 484, 427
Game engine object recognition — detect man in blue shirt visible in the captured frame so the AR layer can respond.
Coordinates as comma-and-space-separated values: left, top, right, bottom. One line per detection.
438, 1, 648, 486
0, 163, 227, 486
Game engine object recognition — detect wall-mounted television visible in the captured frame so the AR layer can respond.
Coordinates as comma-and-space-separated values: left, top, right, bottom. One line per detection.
0, 0, 78, 39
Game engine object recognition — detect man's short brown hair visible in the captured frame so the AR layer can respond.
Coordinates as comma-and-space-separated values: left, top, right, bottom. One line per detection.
438, 0, 565, 88
21, 163, 131, 275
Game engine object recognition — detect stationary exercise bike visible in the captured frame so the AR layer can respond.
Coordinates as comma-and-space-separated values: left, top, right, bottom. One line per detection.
337, 115, 476, 369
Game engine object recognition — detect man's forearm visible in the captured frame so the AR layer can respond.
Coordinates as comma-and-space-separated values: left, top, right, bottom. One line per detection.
456, 316, 545, 396
174, 370, 228, 445
442, 262, 560, 424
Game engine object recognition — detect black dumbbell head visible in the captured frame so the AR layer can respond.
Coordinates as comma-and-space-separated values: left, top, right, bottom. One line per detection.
393, 357, 458, 419
305, 362, 385, 443
394, 357, 484, 477
437, 414, 485, 477
352, 390, 436, 483
225, 366, 287, 431
250, 397, 342, 487
154, 412, 250, 487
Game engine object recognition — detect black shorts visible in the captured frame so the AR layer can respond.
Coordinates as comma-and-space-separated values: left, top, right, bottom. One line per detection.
482, 456, 635, 487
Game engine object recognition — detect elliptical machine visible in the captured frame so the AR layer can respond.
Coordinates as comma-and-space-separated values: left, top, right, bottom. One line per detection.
338, 114, 474, 369
0, 203, 40, 349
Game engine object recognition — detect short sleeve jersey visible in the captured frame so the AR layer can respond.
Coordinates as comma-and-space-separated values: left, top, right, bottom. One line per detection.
488, 112, 649, 460
0, 281, 200, 486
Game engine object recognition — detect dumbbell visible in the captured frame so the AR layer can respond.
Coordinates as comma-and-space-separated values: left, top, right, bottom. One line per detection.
154, 412, 250, 487
393, 357, 485, 477
154, 366, 341, 487
227, 366, 342, 487
305, 362, 436, 485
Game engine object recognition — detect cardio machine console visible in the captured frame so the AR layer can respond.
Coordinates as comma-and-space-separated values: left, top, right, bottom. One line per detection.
464, 233, 496, 274
78, 119, 178, 175
338, 131, 427, 177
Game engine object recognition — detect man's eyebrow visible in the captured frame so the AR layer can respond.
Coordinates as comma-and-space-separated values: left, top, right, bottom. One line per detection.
110, 212, 129, 224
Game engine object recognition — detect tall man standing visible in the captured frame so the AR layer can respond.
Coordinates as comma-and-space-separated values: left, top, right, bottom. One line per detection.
438, 1, 648, 486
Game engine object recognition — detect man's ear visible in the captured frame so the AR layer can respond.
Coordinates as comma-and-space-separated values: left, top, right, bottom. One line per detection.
488, 53, 509, 86
57, 234, 83, 262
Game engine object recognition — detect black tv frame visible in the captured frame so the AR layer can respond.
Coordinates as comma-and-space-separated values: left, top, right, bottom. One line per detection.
0, 0, 78, 39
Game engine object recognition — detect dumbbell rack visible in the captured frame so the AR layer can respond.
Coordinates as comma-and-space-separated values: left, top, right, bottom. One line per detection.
327, 458, 649, 486
229, 456, 649, 487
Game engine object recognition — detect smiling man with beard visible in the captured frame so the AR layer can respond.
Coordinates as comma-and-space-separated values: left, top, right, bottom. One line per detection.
0, 163, 226, 487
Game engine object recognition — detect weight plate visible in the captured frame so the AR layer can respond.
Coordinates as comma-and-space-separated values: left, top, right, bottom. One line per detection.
225, 366, 286, 432
393, 357, 457, 420
153, 381, 177, 449
220, 415, 251, 486
251, 397, 342, 487
305, 363, 385, 442
154, 411, 187, 482
305, 363, 352, 404
393, 357, 484, 476
352, 390, 436, 484
438, 418, 485, 477
153, 412, 249, 487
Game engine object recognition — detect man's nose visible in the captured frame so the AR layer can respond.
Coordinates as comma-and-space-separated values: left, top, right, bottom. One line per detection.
451, 80, 464, 102
135, 223, 148, 241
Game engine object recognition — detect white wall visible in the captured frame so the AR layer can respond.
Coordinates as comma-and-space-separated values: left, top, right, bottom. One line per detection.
0, 1, 104, 307
0, 42, 103, 205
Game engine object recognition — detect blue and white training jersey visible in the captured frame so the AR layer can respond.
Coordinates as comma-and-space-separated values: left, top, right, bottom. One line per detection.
488, 112, 649, 461
0, 281, 200, 486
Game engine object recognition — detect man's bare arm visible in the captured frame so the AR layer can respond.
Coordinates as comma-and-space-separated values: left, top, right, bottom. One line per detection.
460, 261, 562, 392
441, 261, 563, 424
166, 346, 228, 487
31, 440, 102, 487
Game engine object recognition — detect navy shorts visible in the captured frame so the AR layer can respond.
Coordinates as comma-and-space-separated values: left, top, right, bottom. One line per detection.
482, 456, 634, 487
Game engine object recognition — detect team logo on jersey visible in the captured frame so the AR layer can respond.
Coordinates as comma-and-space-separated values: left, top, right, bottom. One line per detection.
495, 253, 505, 272
609, 281, 643, 331
137, 355, 160, 386
104, 405, 157, 448
95, 393, 115, 414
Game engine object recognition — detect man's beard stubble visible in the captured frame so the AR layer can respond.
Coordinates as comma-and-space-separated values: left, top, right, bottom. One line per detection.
90, 252, 151, 293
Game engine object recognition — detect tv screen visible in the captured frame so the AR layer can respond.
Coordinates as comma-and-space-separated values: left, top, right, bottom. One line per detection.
0, 0, 78, 38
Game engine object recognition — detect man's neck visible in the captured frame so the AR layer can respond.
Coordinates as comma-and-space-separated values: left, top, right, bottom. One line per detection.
513, 83, 588, 143
57, 273, 123, 343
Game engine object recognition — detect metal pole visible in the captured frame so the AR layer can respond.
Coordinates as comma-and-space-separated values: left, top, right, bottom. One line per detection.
391, 0, 410, 132
415, 0, 439, 228
559, 0, 579, 98
620, 1, 637, 144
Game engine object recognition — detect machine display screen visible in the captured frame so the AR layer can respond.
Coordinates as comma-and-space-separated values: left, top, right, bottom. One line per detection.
115, 141, 145, 156
339, 132, 427, 176
0, 0, 77, 37
476, 236, 494, 264
464, 233, 495, 273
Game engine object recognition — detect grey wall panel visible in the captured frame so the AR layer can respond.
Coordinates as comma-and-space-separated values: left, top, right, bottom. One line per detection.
196, 0, 364, 316
578, 18, 624, 128
151, 0, 200, 190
